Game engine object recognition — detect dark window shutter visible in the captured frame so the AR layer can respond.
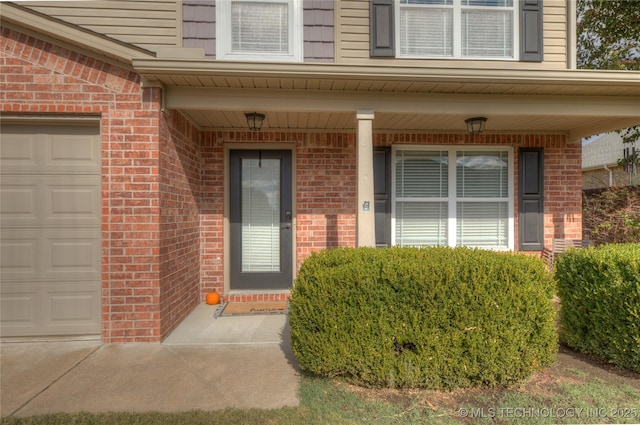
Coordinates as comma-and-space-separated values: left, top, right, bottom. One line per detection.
520, 0, 543, 62
519, 148, 544, 251
370, 0, 395, 57
374, 148, 391, 247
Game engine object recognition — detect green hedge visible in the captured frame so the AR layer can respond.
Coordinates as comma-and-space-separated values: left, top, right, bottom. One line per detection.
289, 246, 557, 390
556, 243, 640, 373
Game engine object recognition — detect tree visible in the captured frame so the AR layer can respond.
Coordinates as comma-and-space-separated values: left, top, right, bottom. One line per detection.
577, 0, 640, 142
577, 0, 640, 71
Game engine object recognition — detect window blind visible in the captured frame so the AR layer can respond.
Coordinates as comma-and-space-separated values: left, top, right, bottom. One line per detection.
456, 201, 508, 247
461, 9, 513, 57
456, 151, 508, 197
395, 150, 448, 246
241, 158, 281, 271
396, 202, 448, 246
232, 1, 289, 53
395, 149, 511, 249
399, 7, 452, 56
456, 151, 509, 247
397, 0, 516, 59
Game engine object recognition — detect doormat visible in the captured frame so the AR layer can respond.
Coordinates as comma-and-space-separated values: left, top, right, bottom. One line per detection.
213, 301, 288, 318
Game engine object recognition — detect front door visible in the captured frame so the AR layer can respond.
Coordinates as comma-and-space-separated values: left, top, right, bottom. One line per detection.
230, 150, 292, 290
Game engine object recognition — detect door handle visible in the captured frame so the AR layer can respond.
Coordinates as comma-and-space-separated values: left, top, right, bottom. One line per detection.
282, 210, 292, 230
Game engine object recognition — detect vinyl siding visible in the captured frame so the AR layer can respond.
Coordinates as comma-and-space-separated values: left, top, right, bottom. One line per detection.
337, 0, 568, 69
182, 0, 334, 62
183, 0, 216, 57
16, 0, 180, 52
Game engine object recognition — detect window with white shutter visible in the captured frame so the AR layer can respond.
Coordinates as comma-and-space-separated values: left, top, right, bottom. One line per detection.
217, 0, 302, 61
393, 147, 513, 250
397, 0, 518, 59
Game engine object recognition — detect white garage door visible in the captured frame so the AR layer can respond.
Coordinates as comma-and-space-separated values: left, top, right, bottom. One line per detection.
1, 122, 102, 337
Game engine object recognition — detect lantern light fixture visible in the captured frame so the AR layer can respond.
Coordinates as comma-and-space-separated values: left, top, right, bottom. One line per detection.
245, 112, 265, 131
465, 117, 487, 135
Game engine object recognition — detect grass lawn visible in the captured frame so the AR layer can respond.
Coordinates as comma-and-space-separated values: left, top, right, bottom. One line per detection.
2, 346, 639, 425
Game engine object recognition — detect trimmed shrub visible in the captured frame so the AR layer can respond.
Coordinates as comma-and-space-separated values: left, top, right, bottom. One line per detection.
289, 246, 557, 390
556, 243, 640, 373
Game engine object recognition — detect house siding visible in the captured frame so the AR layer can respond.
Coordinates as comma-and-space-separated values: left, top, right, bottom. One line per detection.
1, 27, 198, 343
15, 0, 180, 52
1, 21, 584, 342
337, 0, 568, 69
303, 0, 335, 63
182, 0, 334, 62
372, 133, 582, 249
159, 111, 201, 340
182, 0, 216, 57
196, 131, 581, 300
583, 167, 640, 190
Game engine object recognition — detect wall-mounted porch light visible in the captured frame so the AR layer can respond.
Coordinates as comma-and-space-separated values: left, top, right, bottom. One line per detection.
245, 112, 265, 131
465, 117, 487, 135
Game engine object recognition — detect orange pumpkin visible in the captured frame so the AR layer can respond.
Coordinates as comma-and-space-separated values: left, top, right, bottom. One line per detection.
206, 292, 221, 305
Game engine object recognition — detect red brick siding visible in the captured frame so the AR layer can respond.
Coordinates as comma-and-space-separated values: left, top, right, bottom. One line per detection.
0, 28, 197, 343
159, 110, 201, 339
373, 132, 582, 250
2, 27, 584, 337
198, 131, 358, 303
198, 131, 225, 299
296, 133, 357, 266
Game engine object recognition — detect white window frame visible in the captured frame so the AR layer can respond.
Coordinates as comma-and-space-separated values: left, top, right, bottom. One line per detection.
392, 145, 515, 250
216, 0, 303, 62
395, 0, 519, 60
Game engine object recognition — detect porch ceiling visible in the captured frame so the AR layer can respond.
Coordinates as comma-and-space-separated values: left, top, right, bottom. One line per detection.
178, 109, 636, 140
164, 86, 640, 139
137, 60, 640, 139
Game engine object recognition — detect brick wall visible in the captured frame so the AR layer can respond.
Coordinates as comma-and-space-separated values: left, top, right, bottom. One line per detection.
0, 27, 199, 342
373, 132, 582, 250
296, 133, 357, 265
159, 111, 201, 340
198, 131, 356, 302
1, 26, 584, 340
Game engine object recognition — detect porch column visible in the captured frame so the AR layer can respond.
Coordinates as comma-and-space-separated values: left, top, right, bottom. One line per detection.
356, 110, 376, 247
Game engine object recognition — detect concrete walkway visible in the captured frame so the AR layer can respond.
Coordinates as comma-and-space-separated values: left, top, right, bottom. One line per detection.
0, 303, 299, 417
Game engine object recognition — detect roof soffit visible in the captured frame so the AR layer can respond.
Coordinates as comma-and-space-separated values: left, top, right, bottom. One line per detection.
133, 58, 640, 97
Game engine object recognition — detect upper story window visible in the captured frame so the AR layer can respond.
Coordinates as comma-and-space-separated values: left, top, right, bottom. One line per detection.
397, 0, 518, 59
216, 0, 303, 62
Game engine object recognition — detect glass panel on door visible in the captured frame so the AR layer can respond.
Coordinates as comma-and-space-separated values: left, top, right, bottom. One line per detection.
241, 158, 281, 272
230, 150, 292, 290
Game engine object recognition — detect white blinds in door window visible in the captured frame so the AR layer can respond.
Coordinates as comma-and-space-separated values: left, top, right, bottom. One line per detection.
241, 158, 281, 272
232, 1, 289, 54
395, 150, 448, 246
456, 151, 509, 247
